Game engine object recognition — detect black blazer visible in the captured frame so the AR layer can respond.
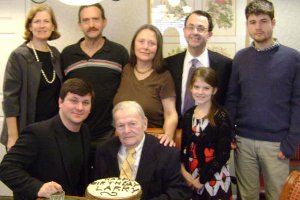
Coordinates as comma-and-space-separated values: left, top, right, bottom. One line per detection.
94, 134, 191, 200
0, 115, 90, 200
164, 50, 232, 127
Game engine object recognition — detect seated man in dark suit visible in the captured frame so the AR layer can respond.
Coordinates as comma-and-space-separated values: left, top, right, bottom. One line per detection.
0, 78, 94, 200
94, 101, 191, 200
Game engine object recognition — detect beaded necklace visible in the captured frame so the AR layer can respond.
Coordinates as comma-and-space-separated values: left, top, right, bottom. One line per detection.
30, 41, 56, 84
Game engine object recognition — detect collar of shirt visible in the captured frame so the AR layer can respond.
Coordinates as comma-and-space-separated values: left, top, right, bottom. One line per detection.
181, 49, 209, 113
118, 134, 145, 180
251, 39, 280, 52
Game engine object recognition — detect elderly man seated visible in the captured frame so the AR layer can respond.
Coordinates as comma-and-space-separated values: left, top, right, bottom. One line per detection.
94, 101, 191, 200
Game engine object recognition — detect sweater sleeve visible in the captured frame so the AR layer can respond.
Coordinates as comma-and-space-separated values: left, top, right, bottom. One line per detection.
280, 52, 300, 158
225, 56, 241, 121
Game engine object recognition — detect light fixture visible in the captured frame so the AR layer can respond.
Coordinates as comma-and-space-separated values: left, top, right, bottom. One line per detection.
58, 0, 102, 6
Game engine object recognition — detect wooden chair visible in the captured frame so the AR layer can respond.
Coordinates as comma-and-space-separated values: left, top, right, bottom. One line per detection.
279, 170, 300, 200
146, 128, 182, 150
291, 145, 300, 166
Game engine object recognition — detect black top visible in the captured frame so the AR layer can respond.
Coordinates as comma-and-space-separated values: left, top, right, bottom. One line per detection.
181, 107, 232, 184
65, 127, 84, 194
31, 49, 60, 122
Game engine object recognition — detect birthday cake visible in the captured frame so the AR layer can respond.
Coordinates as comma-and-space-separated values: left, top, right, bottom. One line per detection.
86, 177, 142, 200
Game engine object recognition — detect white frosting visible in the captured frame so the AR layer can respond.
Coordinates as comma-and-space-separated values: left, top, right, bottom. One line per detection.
87, 177, 141, 199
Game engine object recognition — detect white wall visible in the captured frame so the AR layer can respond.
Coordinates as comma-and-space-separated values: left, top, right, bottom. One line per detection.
47, 0, 148, 51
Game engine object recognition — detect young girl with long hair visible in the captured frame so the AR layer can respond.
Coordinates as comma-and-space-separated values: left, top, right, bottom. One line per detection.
181, 67, 232, 200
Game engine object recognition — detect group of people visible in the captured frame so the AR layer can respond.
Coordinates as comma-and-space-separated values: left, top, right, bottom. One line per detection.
0, 0, 299, 200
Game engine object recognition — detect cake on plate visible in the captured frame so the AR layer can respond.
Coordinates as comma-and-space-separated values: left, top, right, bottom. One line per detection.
86, 177, 142, 200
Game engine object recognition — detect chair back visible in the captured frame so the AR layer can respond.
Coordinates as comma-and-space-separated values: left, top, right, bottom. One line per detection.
279, 170, 300, 200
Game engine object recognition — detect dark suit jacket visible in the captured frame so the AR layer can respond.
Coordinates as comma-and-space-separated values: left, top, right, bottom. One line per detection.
164, 50, 232, 127
0, 115, 90, 200
94, 134, 191, 200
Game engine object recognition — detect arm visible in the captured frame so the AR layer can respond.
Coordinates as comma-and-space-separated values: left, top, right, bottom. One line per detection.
0, 131, 46, 199
159, 97, 178, 147
280, 54, 300, 158
2, 51, 23, 148
6, 117, 18, 150
225, 59, 240, 121
181, 163, 193, 187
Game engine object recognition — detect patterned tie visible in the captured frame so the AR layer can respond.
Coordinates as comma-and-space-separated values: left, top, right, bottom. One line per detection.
120, 148, 136, 180
182, 58, 199, 114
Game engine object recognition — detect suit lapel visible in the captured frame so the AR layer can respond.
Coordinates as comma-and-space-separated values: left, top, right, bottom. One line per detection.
136, 135, 157, 196
208, 50, 218, 71
107, 137, 122, 176
53, 116, 73, 186
174, 51, 186, 97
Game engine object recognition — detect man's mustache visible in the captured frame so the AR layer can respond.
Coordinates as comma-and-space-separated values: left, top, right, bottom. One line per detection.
87, 28, 99, 32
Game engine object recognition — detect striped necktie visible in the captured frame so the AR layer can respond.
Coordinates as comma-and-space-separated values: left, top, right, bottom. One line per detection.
120, 148, 136, 180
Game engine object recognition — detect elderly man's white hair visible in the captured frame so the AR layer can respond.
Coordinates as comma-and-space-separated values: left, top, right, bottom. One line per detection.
112, 101, 146, 125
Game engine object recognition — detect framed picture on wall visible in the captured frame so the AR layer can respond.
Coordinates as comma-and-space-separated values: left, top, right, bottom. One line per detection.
149, 0, 248, 58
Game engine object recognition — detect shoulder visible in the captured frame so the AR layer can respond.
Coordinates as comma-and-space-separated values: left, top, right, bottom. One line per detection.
97, 136, 120, 152
104, 38, 128, 53
183, 106, 195, 119
48, 45, 60, 56
9, 43, 33, 60
208, 50, 232, 62
234, 47, 253, 58
278, 45, 300, 58
61, 42, 79, 55
156, 69, 173, 80
21, 117, 55, 138
145, 134, 179, 157
214, 108, 232, 125
164, 51, 186, 63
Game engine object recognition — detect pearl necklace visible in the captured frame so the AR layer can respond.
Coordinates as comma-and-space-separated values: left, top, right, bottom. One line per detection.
30, 41, 56, 84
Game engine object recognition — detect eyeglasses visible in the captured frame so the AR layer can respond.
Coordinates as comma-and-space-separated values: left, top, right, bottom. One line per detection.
185, 26, 208, 33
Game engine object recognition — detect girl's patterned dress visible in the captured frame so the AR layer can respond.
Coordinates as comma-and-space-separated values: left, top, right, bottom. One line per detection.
181, 107, 233, 200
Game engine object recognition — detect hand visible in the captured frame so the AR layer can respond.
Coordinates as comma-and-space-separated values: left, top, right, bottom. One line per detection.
158, 134, 175, 147
37, 181, 63, 198
278, 151, 286, 160
192, 177, 203, 190
6, 135, 18, 151
231, 142, 237, 149
181, 167, 194, 187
